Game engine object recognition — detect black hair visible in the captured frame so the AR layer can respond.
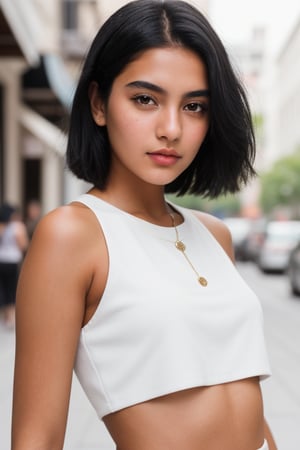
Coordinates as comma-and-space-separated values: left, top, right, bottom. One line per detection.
66, 0, 256, 198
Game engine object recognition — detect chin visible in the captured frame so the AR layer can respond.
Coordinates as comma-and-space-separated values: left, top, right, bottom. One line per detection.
144, 172, 181, 187
148, 178, 177, 188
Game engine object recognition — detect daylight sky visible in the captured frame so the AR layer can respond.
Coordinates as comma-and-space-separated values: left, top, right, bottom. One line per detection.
210, 0, 300, 55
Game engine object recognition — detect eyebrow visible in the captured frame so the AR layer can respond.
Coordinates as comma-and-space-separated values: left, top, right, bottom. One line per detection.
125, 80, 210, 98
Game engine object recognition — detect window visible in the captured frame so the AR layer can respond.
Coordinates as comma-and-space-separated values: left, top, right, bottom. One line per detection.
62, 0, 78, 31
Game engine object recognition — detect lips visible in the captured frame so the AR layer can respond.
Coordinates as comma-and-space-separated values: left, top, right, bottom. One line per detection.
149, 148, 180, 158
146, 148, 181, 166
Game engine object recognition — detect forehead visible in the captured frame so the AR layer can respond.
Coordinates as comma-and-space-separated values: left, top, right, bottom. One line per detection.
115, 47, 209, 90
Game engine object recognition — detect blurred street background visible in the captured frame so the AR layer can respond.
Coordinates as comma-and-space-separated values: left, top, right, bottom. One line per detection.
1, 0, 300, 449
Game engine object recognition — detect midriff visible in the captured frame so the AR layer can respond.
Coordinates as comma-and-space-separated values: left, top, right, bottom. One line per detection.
104, 377, 265, 450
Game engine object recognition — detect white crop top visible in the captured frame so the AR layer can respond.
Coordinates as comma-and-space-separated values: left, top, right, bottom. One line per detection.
74, 194, 271, 419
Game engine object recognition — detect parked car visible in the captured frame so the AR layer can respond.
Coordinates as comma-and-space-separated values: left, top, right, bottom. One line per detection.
287, 241, 300, 296
239, 218, 267, 262
257, 221, 300, 273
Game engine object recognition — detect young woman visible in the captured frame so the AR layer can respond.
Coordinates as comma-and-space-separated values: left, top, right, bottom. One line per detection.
12, 1, 276, 449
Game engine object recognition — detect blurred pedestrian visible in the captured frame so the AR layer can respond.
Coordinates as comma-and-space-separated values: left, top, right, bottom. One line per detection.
0, 203, 28, 327
12, 1, 277, 449
25, 199, 42, 240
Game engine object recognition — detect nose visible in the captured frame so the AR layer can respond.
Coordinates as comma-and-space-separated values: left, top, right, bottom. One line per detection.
156, 107, 182, 142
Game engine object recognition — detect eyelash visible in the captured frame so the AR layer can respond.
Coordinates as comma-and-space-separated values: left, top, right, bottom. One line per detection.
132, 94, 156, 106
184, 102, 209, 113
131, 94, 208, 114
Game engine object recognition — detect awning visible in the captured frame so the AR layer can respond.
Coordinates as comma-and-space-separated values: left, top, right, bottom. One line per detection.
22, 54, 75, 129
0, 0, 39, 64
19, 105, 66, 157
43, 54, 75, 110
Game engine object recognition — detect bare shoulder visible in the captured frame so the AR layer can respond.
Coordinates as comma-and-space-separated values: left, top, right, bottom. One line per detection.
191, 210, 235, 262
31, 201, 101, 252
26, 201, 105, 287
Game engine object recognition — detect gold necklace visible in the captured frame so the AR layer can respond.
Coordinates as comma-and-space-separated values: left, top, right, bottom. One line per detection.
169, 213, 208, 287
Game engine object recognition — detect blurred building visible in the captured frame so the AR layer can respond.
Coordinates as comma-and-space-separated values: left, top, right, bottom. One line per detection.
275, 17, 300, 159
224, 28, 267, 218
0, 0, 39, 209
262, 14, 300, 170
0, 0, 99, 213
228, 27, 267, 164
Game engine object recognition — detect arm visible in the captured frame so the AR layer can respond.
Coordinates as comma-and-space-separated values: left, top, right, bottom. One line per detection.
11, 206, 96, 450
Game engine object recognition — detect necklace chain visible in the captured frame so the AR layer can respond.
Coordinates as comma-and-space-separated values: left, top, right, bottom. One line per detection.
169, 213, 208, 287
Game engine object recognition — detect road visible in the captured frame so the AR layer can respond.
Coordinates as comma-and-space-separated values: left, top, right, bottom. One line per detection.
238, 262, 300, 450
1, 262, 300, 449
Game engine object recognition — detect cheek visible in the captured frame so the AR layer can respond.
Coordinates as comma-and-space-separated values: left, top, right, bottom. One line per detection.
106, 112, 131, 138
107, 102, 144, 132
188, 123, 209, 149
106, 114, 145, 155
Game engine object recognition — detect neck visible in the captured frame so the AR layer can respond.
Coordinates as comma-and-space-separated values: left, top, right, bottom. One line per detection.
89, 184, 178, 226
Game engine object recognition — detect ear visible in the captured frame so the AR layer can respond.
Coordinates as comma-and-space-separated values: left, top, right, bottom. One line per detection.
88, 81, 107, 126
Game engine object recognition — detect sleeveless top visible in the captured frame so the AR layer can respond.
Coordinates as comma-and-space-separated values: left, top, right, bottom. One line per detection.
0, 222, 23, 263
74, 194, 271, 419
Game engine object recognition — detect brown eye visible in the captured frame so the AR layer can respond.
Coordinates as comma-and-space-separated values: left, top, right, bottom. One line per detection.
189, 103, 200, 111
184, 102, 208, 114
133, 95, 156, 105
184, 102, 204, 113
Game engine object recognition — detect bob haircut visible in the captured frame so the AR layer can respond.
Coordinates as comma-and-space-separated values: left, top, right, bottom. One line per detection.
66, 0, 256, 198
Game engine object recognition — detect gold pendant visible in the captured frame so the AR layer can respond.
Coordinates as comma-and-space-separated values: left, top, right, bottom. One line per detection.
169, 213, 207, 287
175, 240, 186, 251
198, 277, 208, 287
